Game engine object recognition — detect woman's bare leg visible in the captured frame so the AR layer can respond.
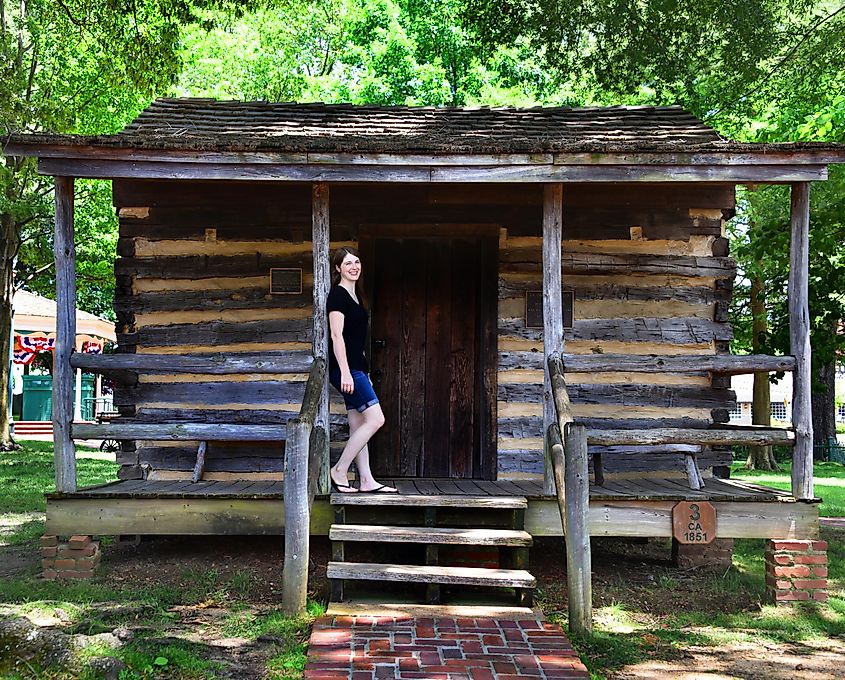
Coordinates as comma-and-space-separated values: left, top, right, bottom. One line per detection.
330, 404, 387, 490
348, 408, 397, 492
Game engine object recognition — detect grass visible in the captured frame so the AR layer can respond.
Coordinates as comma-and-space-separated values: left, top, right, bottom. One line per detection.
732, 460, 845, 516
555, 534, 845, 679
0, 440, 117, 546
0, 440, 117, 512
543, 461, 845, 679
3, 441, 843, 678
0, 441, 321, 678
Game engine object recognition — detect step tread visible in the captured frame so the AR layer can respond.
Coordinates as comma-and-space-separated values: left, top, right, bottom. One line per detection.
327, 561, 536, 588
329, 524, 533, 546
330, 493, 527, 509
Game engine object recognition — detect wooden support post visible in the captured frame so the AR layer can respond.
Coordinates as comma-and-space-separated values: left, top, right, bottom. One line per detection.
283, 417, 311, 614
542, 183, 564, 495
789, 182, 813, 500
191, 441, 207, 483
53, 176, 77, 492
564, 422, 592, 636
312, 183, 331, 496
548, 423, 567, 536
331, 505, 345, 602
684, 453, 703, 491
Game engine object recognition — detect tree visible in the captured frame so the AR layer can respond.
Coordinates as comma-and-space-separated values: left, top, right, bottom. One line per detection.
175, 0, 567, 107
0, 0, 260, 448
465, 0, 845, 466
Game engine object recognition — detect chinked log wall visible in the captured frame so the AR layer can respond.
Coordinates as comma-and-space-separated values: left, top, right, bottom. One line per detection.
496, 184, 737, 477
112, 180, 736, 480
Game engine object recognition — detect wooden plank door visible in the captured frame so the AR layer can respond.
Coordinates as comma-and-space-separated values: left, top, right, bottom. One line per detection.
364, 233, 496, 479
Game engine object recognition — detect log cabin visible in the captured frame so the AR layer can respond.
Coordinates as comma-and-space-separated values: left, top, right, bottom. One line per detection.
6, 100, 844, 616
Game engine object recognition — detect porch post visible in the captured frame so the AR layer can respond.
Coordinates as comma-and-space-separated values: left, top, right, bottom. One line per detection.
53, 176, 77, 492
73, 337, 83, 422
789, 182, 813, 499
542, 184, 564, 495
312, 183, 331, 495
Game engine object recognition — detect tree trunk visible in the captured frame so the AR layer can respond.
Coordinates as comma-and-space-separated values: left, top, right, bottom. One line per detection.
811, 359, 836, 456
0, 210, 19, 450
746, 274, 777, 470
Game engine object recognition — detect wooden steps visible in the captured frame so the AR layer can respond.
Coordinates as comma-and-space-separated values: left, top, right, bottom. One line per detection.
330, 524, 533, 546
329, 493, 535, 606
327, 562, 536, 588
13, 421, 53, 436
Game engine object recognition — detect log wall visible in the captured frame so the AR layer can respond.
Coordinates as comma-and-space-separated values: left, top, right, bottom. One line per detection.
497, 184, 737, 476
112, 180, 736, 480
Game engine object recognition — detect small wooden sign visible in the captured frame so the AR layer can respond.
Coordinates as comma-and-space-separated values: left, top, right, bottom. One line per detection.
525, 290, 574, 329
672, 501, 716, 545
269, 268, 303, 295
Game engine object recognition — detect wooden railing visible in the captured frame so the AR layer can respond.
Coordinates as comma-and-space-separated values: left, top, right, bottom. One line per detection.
283, 356, 326, 614
547, 353, 592, 636
67, 349, 328, 614
556, 352, 799, 491
546, 350, 802, 636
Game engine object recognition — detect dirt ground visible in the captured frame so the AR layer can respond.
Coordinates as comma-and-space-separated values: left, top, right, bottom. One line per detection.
1, 526, 843, 679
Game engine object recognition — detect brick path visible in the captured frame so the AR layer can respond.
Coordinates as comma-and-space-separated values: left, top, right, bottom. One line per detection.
305, 614, 590, 679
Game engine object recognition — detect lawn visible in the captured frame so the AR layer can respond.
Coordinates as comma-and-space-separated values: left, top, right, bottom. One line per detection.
540, 461, 845, 679
733, 460, 845, 517
0, 441, 321, 679
0, 440, 117, 545
1, 442, 843, 679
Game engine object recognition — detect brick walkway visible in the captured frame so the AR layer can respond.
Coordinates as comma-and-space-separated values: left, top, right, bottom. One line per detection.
305, 614, 590, 679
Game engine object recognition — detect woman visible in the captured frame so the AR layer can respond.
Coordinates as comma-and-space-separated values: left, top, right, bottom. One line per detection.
327, 247, 398, 494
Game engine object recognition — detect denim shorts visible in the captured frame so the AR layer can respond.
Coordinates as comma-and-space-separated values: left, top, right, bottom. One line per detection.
329, 368, 380, 413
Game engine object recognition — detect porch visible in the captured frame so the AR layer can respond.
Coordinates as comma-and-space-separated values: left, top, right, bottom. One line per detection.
44, 476, 819, 540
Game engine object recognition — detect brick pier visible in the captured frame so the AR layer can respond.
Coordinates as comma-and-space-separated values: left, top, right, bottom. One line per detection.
305, 614, 589, 679
765, 539, 828, 604
40, 535, 101, 580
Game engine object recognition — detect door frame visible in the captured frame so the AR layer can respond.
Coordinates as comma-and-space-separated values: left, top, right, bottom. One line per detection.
358, 223, 499, 480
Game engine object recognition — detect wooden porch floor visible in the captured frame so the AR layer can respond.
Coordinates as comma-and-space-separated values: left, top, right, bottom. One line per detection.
48, 476, 798, 503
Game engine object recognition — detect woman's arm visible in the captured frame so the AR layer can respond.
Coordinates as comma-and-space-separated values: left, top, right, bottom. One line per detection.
329, 310, 354, 393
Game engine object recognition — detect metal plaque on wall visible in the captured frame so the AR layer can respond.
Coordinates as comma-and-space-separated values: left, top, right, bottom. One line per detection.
269, 268, 303, 295
525, 290, 574, 329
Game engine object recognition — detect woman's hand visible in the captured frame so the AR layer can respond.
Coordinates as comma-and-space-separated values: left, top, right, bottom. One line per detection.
340, 370, 354, 394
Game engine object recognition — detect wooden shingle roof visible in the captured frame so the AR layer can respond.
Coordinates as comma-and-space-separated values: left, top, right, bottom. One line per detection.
10, 98, 733, 153
6, 98, 843, 183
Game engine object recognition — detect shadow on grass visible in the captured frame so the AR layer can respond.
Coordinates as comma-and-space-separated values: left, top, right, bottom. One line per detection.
541, 533, 844, 679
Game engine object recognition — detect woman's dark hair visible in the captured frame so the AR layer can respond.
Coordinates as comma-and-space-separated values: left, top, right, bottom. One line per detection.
330, 246, 368, 309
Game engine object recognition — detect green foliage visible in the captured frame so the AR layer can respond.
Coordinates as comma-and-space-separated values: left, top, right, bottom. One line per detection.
175, 0, 567, 106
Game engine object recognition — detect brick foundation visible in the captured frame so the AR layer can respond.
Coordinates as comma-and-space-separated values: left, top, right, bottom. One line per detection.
672, 538, 734, 569
765, 539, 828, 604
41, 535, 101, 580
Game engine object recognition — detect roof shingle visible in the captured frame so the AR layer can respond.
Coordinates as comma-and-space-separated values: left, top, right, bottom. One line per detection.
12, 98, 728, 153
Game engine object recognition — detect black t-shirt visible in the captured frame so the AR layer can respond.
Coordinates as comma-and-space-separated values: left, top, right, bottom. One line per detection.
327, 285, 369, 373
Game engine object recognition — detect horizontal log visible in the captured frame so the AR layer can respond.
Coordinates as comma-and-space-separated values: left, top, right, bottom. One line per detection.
561, 353, 795, 374
115, 288, 312, 314
499, 282, 717, 305
586, 427, 795, 447
499, 383, 734, 409
500, 318, 732, 344
135, 318, 311, 347
71, 351, 313, 375
500, 252, 736, 278
38, 156, 830, 183
496, 448, 732, 474
116, 253, 312, 279
141, 449, 284, 473
72, 422, 287, 441
115, 380, 308, 407
497, 416, 712, 439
